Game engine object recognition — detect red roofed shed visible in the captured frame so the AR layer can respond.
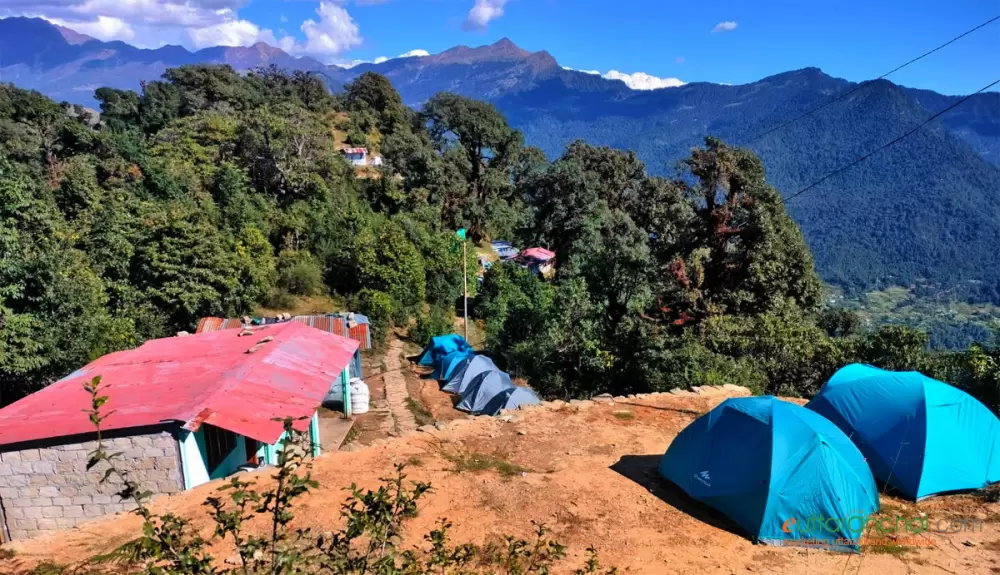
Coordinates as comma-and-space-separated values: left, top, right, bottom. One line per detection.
0, 322, 358, 542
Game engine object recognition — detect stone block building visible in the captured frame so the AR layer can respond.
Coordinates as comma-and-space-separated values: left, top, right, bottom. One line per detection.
0, 321, 359, 542
0, 431, 181, 540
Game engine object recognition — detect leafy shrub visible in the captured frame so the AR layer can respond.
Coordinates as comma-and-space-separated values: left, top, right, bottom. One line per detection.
356, 288, 394, 344
276, 249, 325, 296
345, 129, 367, 147
410, 306, 454, 347
639, 336, 767, 395
264, 288, 298, 310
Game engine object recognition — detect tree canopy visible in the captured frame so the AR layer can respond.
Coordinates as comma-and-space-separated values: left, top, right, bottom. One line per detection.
1, 66, 996, 415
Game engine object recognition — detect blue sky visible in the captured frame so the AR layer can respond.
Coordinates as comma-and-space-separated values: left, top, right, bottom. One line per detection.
5, 0, 997, 94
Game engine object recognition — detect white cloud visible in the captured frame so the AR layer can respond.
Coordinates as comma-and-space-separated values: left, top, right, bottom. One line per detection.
603, 70, 685, 90
464, 0, 507, 30
0, 1, 277, 49
1, 0, 369, 61
565, 66, 685, 90
332, 58, 370, 69
712, 21, 738, 33
299, 1, 363, 58
189, 18, 275, 48
373, 56, 388, 64
48, 14, 134, 41
398, 49, 429, 58
561, 66, 600, 75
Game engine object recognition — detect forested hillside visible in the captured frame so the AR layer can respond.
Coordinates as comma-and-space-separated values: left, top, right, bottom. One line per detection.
1, 65, 998, 414
496, 70, 1000, 302
4, 17, 1000, 305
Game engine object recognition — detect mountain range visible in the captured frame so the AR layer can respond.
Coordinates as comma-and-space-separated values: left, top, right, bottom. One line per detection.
3, 16, 1000, 301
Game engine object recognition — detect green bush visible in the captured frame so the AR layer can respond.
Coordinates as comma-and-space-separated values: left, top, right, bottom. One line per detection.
410, 306, 455, 347
639, 336, 767, 395
356, 288, 394, 344
276, 249, 325, 296
345, 129, 367, 147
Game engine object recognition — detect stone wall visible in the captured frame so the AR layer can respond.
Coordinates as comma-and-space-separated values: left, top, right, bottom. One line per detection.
0, 431, 183, 541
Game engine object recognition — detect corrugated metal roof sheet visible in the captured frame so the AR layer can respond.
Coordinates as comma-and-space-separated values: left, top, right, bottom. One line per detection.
0, 322, 359, 447
521, 247, 556, 261
196, 314, 372, 349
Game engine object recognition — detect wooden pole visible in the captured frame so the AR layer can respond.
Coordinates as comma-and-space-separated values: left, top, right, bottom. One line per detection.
463, 241, 469, 342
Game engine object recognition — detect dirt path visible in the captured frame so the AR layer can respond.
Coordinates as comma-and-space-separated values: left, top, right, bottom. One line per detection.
384, 338, 418, 436
9, 389, 999, 574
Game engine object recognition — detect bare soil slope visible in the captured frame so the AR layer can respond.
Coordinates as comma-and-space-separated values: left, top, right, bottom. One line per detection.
7, 389, 1000, 574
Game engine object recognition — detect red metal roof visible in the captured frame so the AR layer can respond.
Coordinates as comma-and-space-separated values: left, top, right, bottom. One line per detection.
196, 315, 372, 349
521, 247, 556, 261
0, 322, 359, 447
340, 147, 367, 154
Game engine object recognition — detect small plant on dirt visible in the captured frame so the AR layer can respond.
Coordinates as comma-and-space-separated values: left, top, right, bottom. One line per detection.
441, 449, 527, 478
405, 397, 435, 427
71, 376, 614, 575
862, 541, 912, 557
612, 411, 634, 421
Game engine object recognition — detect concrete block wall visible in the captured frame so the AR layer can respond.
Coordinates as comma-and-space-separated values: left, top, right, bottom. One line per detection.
0, 431, 183, 541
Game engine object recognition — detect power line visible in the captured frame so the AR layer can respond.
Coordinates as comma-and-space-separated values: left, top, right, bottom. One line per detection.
782, 78, 1000, 203
745, 14, 1000, 144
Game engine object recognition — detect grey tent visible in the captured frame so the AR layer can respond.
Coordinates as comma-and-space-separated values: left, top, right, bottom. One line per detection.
456, 370, 515, 415
498, 387, 541, 411
443, 355, 497, 395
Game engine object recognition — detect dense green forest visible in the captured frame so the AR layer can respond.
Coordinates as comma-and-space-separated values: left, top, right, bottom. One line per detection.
1, 65, 998, 413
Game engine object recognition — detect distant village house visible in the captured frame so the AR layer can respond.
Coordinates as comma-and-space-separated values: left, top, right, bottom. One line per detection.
340, 147, 383, 167
0, 322, 358, 542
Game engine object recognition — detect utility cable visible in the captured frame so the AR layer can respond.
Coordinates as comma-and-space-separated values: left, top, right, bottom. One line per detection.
745, 14, 1000, 144
782, 78, 1000, 203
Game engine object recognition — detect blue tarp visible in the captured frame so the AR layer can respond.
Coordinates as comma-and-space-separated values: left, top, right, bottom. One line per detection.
430, 349, 476, 381
807, 363, 1000, 500
442, 355, 498, 395
456, 370, 515, 415
490, 240, 519, 260
497, 387, 541, 411
659, 396, 879, 550
417, 334, 471, 366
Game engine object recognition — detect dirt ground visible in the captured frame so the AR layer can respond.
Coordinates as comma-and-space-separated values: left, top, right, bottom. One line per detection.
6, 389, 999, 574
337, 347, 393, 447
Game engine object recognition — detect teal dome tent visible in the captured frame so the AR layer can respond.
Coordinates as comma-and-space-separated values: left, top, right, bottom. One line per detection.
430, 349, 475, 381
659, 396, 879, 550
807, 364, 1000, 500
417, 334, 471, 366
443, 355, 497, 395
456, 370, 515, 415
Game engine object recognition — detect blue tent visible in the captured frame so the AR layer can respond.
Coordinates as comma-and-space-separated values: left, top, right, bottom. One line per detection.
659, 396, 878, 550
417, 334, 471, 366
430, 349, 475, 381
807, 364, 1000, 500
443, 355, 497, 395
496, 387, 541, 411
456, 370, 515, 415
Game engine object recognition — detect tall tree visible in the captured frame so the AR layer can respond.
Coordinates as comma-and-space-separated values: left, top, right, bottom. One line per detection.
422, 93, 523, 239
657, 137, 822, 325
